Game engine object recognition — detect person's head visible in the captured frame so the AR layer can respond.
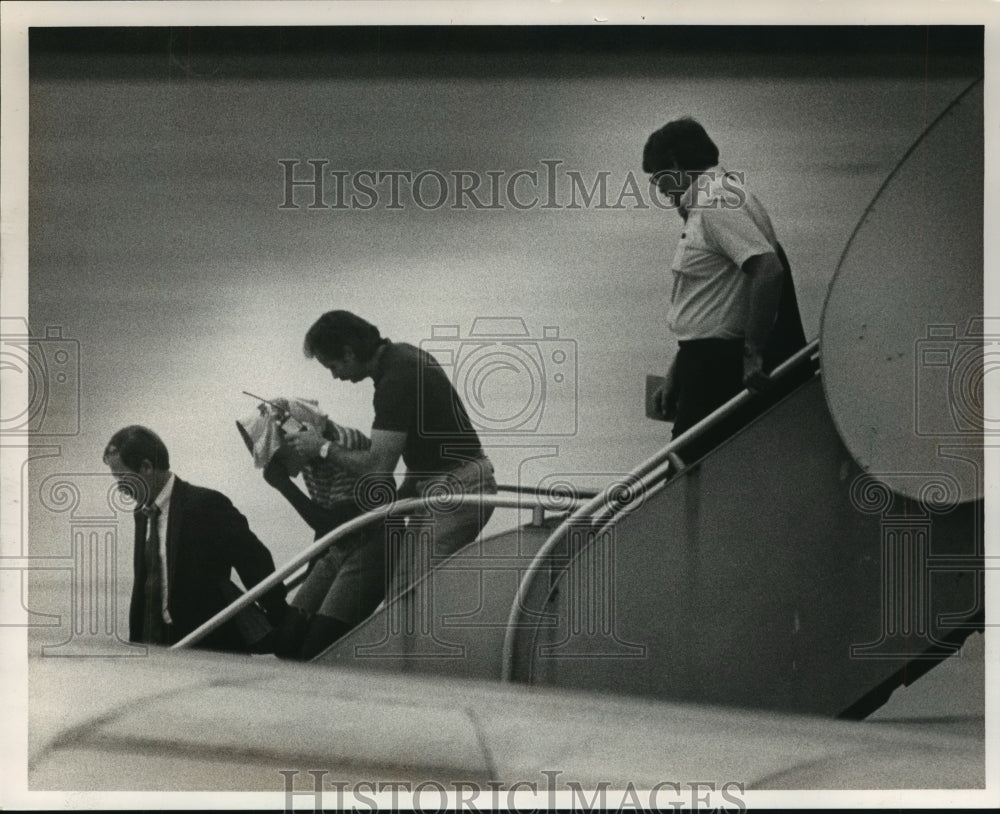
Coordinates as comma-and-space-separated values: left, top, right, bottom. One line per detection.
642, 117, 719, 205
236, 397, 328, 477
303, 310, 384, 383
103, 425, 171, 505
272, 443, 309, 478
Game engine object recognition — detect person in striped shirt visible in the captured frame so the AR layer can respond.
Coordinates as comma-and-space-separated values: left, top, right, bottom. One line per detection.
237, 398, 385, 659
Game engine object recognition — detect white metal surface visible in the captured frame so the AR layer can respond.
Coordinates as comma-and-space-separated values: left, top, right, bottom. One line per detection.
820, 80, 984, 502
28, 643, 984, 792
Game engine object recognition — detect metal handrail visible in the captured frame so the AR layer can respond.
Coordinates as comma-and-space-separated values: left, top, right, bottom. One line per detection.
170, 491, 589, 650
499, 339, 820, 681
589, 339, 820, 532
495, 483, 603, 527
496, 483, 602, 499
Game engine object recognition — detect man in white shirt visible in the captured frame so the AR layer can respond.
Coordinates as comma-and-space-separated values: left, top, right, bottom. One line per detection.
104, 425, 288, 651
643, 117, 806, 456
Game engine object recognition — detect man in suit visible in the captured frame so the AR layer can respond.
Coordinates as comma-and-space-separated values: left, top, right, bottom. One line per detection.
103, 425, 288, 651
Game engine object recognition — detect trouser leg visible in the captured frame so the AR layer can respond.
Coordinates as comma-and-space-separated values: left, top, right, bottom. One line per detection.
671, 338, 744, 462
272, 606, 311, 659
387, 458, 497, 598
299, 615, 353, 660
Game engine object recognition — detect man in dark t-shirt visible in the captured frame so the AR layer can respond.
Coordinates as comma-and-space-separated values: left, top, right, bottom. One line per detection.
372, 340, 481, 473
288, 310, 497, 598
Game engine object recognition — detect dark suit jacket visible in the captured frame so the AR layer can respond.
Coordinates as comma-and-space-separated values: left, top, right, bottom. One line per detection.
130, 477, 287, 651
762, 241, 808, 373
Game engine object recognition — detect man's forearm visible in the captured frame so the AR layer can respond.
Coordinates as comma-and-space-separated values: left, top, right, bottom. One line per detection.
275, 478, 354, 535
224, 520, 288, 620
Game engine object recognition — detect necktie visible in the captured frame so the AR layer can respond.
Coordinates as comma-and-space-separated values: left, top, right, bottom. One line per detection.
141, 504, 167, 644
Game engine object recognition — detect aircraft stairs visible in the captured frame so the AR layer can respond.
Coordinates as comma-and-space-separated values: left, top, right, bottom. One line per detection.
175, 78, 985, 721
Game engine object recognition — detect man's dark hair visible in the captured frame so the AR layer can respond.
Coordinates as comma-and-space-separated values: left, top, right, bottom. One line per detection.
103, 425, 170, 472
642, 117, 719, 174
304, 310, 384, 363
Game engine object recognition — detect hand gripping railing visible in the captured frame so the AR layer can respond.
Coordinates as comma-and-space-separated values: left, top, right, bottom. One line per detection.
171, 490, 590, 650
499, 339, 820, 681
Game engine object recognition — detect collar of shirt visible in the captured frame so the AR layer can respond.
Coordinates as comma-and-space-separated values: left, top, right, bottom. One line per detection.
679, 164, 728, 218
150, 472, 175, 625
152, 472, 176, 514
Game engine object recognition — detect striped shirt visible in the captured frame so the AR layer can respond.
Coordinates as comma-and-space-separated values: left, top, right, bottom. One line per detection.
301, 419, 371, 509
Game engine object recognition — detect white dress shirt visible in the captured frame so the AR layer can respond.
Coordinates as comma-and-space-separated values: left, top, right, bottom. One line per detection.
148, 472, 176, 625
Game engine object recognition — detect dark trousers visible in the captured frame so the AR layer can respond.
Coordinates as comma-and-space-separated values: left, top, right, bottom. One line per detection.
672, 338, 745, 438
669, 335, 816, 466
671, 337, 745, 464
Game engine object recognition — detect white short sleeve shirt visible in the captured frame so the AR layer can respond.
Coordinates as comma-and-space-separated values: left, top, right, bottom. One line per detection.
669, 169, 777, 341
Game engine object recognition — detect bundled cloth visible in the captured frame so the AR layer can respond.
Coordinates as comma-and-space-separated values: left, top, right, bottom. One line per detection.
236, 397, 370, 509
